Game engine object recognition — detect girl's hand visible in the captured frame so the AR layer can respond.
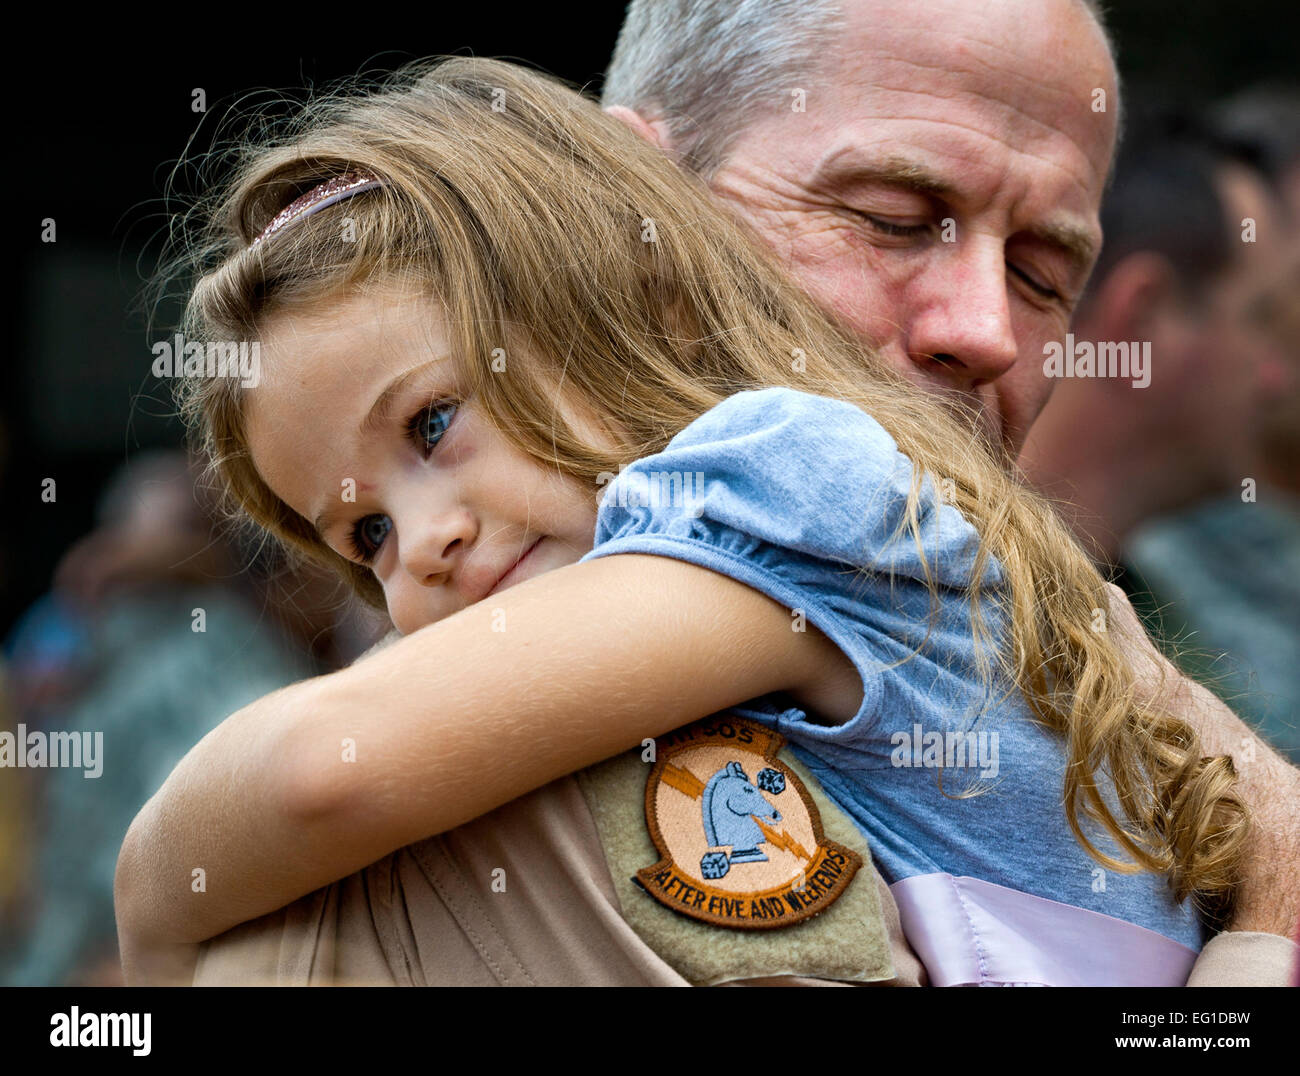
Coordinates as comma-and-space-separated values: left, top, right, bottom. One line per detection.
114, 553, 858, 949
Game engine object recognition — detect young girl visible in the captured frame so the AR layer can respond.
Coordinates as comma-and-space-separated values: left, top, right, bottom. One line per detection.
118, 57, 1245, 985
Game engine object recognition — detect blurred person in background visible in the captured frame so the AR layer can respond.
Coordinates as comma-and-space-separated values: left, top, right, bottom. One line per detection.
1208, 85, 1300, 498
1, 450, 381, 985
1020, 109, 1300, 761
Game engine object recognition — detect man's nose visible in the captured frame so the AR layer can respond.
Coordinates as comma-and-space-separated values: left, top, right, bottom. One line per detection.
904, 243, 1020, 386
396, 504, 477, 587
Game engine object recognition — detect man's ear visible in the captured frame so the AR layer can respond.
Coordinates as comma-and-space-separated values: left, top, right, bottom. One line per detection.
604, 105, 676, 154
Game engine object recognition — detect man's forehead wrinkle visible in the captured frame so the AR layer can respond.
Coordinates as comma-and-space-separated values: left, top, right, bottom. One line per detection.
822, 31, 1112, 166
840, 0, 1114, 83
819, 111, 1101, 208
834, 21, 1116, 166
893, 31, 1104, 91
842, 73, 1112, 182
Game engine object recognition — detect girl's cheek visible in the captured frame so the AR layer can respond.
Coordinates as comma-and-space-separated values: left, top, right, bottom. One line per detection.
372, 573, 396, 625
384, 582, 421, 638
370, 541, 396, 581
441, 410, 476, 463
372, 548, 409, 619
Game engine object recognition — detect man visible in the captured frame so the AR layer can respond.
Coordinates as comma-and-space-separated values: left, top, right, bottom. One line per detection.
602, 0, 1299, 978
605, 0, 1113, 462
1209, 86, 1300, 498
1020, 126, 1265, 566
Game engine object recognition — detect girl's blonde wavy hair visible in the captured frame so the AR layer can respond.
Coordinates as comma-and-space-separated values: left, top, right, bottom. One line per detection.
164, 56, 1245, 922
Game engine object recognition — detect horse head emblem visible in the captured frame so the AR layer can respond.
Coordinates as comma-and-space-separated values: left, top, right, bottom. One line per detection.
700, 761, 782, 877
637, 716, 864, 926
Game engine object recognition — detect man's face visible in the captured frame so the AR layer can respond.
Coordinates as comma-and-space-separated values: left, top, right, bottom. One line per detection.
706, 0, 1119, 457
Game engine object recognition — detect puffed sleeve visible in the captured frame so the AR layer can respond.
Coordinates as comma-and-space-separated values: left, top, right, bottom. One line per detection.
580, 388, 1005, 731
584, 387, 998, 588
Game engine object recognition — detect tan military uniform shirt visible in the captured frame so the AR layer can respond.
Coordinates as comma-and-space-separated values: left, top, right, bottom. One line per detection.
193, 743, 927, 987
190, 708, 1296, 987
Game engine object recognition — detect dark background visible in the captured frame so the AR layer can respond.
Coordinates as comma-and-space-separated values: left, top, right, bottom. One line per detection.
7, 0, 1298, 636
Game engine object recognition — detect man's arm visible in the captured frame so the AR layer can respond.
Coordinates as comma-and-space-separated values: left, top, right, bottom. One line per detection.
114, 554, 849, 961
1107, 585, 1300, 939
1166, 674, 1300, 938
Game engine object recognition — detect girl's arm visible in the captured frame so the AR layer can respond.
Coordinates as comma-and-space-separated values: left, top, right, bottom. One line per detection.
114, 553, 857, 955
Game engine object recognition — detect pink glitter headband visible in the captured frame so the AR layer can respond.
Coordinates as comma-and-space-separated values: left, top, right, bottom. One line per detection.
250, 170, 383, 247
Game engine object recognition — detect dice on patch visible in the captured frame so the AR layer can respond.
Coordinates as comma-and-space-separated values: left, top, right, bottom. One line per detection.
756, 767, 786, 795
700, 851, 730, 879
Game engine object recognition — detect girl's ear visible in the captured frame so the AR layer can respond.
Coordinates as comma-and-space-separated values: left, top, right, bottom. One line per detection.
605, 105, 677, 156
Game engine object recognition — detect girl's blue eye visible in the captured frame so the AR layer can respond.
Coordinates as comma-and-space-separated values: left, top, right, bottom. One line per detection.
346, 400, 458, 564
410, 400, 458, 455
345, 400, 457, 563
350, 514, 392, 561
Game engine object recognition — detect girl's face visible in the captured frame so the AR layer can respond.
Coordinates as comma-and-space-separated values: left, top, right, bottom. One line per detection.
244, 287, 602, 635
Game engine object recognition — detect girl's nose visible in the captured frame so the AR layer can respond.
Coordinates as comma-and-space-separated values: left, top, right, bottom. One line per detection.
397, 506, 478, 587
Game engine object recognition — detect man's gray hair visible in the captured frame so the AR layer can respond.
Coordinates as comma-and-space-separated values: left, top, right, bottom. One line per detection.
602, 0, 846, 178
603, 0, 1120, 180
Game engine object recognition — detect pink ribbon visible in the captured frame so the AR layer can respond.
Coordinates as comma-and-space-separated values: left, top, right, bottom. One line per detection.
891, 872, 1200, 986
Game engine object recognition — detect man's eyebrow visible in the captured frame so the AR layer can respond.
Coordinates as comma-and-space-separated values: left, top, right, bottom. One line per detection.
1029, 219, 1098, 276
311, 356, 447, 536
821, 154, 958, 198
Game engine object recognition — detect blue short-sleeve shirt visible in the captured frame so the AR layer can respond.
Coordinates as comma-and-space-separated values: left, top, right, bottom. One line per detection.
580, 387, 1205, 949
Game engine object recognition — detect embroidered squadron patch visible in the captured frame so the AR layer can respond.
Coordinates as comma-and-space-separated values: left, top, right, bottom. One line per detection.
635, 716, 862, 929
